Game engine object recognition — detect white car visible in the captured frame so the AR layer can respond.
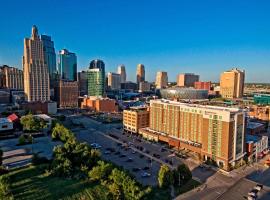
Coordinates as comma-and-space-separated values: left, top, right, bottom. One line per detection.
141, 172, 151, 177
254, 184, 263, 191
90, 143, 102, 149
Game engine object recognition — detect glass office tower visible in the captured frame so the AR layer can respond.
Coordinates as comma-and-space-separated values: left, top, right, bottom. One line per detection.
58, 49, 77, 81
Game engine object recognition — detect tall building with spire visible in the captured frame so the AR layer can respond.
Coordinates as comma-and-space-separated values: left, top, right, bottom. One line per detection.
23, 25, 50, 102
117, 64, 126, 83
136, 64, 145, 85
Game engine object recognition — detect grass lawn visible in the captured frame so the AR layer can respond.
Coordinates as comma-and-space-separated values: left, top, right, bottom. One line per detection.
8, 165, 108, 200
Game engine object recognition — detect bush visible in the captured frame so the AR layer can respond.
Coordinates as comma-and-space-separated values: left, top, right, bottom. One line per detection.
18, 135, 26, 145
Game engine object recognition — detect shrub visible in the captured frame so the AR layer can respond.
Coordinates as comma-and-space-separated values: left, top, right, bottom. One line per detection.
18, 135, 26, 145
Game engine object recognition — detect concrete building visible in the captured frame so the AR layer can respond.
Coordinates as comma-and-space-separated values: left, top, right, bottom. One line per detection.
136, 64, 145, 85
123, 106, 149, 134
177, 73, 199, 87
58, 49, 77, 81
107, 72, 121, 90
40, 35, 56, 87
155, 71, 168, 89
81, 97, 118, 112
117, 64, 126, 83
139, 81, 151, 92
55, 80, 78, 108
194, 81, 211, 91
139, 99, 246, 171
23, 26, 50, 102
0, 65, 24, 90
160, 88, 208, 100
220, 68, 245, 99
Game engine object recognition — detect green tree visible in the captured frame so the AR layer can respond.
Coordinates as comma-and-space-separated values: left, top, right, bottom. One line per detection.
158, 165, 172, 188
172, 164, 192, 186
18, 135, 26, 145
20, 114, 46, 132
51, 138, 100, 177
88, 160, 113, 182
52, 123, 74, 142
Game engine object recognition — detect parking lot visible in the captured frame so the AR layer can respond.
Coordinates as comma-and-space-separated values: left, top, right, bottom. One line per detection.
76, 129, 160, 186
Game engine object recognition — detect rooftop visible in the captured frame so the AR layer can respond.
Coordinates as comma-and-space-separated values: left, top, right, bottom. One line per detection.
151, 99, 243, 113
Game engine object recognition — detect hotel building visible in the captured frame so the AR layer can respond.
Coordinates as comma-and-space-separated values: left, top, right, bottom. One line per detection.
177, 73, 199, 87
155, 71, 168, 89
139, 99, 246, 171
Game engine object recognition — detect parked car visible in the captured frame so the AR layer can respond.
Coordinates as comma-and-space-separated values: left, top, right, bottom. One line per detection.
141, 172, 151, 177
90, 143, 102, 149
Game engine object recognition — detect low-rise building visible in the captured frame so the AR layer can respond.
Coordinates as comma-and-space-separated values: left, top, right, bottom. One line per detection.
81, 97, 118, 112
21, 101, 57, 114
55, 80, 78, 108
249, 105, 270, 122
246, 134, 268, 161
123, 106, 149, 134
247, 121, 265, 135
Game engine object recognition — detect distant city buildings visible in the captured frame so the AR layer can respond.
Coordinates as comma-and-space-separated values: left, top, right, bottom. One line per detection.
139, 99, 246, 171
155, 71, 168, 89
87, 59, 105, 97
177, 73, 199, 87
139, 81, 151, 92
58, 49, 77, 81
0, 65, 23, 90
194, 81, 211, 91
136, 64, 145, 85
117, 64, 126, 83
23, 26, 50, 102
40, 34, 57, 86
220, 68, 245, 99
55, 80, 78, 108
107, 72, 121, 90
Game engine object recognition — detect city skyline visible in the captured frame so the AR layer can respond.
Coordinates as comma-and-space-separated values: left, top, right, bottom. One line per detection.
0, 0, 270, 83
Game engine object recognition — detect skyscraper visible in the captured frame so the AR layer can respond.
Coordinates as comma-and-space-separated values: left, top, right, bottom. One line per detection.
220, 68, 245, 99
177, 73, 199, 87
58, 49, 77, 81
155, 71, 168, 89
40, 35, 56, 86
87, 59, 105, 97
117, 64, 126, 83
136, 64, 145, 84
23, 25, 50, 102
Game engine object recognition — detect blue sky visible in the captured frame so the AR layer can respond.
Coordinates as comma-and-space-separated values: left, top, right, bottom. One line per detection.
0, 0, 270, 82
